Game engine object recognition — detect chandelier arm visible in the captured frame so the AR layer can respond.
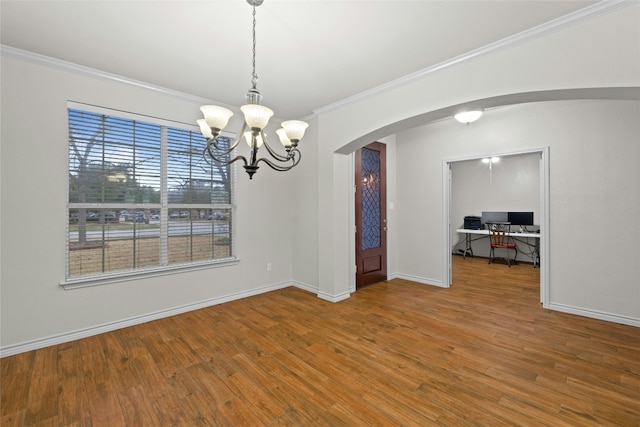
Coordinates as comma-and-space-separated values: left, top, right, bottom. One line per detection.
255, 148, 301, 172
228, 155, 250, 168
204, 137, 249, 167
205, 138, 241, 161
205, 120, 246, 157
199, 0, 305, 179
207, 137, 241, 155
202, 146, 249, 168
254, 156, 297, 172
258, 130, 294, 162
288, 148, 302, 167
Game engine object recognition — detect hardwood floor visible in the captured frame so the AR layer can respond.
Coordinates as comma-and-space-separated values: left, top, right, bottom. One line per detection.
2, 256, 639, 426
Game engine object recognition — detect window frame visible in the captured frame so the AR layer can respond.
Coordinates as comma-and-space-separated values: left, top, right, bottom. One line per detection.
62, 102, 238, 289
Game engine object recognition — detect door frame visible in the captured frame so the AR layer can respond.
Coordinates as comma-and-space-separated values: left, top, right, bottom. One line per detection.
442, 147, 549, 306
347, 144, 390, 293
348, 154, 356, 293
354, 142, 388, 288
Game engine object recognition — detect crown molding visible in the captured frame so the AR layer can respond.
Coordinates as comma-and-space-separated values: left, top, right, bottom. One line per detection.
2, 0, 635, 119
0, 44, 216, 106
313, 0, 638, 115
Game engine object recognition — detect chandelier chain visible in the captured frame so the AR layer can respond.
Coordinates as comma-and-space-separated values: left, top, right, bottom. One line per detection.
251, 4, 258, 90
198, 0, 308, 179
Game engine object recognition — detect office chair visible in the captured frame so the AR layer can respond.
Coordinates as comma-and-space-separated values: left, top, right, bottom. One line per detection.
487, 222, 518, 267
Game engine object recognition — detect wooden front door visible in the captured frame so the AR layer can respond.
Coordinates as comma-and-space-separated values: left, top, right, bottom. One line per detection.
355, 142, 387, 288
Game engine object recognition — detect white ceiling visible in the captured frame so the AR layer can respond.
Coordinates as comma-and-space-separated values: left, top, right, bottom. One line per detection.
1, 0, 601, 119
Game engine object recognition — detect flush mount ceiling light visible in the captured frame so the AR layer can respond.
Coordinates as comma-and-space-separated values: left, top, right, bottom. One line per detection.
454, 110, 483, 124
482, 157, 500, 164
197, 0, 308, 179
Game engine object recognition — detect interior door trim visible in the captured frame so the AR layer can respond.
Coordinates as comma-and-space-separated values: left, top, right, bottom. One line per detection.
442, 147, 549, 306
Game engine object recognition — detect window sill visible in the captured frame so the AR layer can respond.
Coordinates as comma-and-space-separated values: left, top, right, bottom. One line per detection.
60, 257, 240, 290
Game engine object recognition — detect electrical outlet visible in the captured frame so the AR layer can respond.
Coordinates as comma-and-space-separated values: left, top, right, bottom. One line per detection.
267, 262, 272, 271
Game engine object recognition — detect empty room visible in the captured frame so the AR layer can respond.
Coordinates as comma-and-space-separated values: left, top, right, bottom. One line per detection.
1, 1, 639, 425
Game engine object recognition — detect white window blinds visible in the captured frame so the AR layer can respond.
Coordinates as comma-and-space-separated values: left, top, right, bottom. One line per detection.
66, 103, 235, 284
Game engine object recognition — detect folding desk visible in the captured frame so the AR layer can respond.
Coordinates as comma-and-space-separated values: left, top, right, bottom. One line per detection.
456, 228, 540, 267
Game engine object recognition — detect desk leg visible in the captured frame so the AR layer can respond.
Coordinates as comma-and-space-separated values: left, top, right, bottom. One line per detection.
463, 233, 473, 258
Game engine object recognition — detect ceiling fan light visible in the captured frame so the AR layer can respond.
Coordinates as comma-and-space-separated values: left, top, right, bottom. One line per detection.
200, 105, 234, 131
281, 120, 309, 142
241, 104, 274, 130
454, 110, 483, 124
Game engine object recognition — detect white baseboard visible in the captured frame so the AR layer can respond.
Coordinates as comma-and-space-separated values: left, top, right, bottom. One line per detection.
0, 280, 312, 358
291, 280, 319, 294
546, 302, 640, 328
293, 280, 350, 303
317, 290, 351, 303
389, 274, 639, 327
4, 280, 635, 358
389, 272, 447, 288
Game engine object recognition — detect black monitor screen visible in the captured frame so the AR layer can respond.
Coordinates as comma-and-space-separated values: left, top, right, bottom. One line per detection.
508, 211, 534, 226
481, 211, 508, 224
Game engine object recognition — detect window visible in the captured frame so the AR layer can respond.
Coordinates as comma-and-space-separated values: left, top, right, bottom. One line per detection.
66, 103, 236, 286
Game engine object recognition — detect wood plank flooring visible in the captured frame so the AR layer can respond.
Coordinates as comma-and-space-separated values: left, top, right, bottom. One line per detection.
2, 255, 639, 426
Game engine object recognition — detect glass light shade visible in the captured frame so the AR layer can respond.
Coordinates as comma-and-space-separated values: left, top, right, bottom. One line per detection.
243, 131, 263, 148
240, 104, 274, 130
197, 119, 213, 139
454, 110, 483, 124
200, 105, 234, 130
281, 120, 308, 141
276, 128, 291, 147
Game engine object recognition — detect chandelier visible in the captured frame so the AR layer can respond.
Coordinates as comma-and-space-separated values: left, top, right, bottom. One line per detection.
197, 0, 308, 179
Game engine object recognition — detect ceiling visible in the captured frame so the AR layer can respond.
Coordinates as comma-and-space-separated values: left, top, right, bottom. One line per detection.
1, 0, 601, 120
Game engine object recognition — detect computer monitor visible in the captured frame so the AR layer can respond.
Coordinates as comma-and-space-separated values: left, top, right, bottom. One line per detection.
507, 211, 534, 226
481, 211, 508, 224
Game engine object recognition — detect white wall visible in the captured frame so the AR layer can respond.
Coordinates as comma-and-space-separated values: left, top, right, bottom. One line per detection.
308, 3, 639, 323
396, 99, 639, 322
0, 54, 298, 353
290, 116, 320, 292
381, 135, 398, 284
2, 3, 639, 354
451, 153, 540, 259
